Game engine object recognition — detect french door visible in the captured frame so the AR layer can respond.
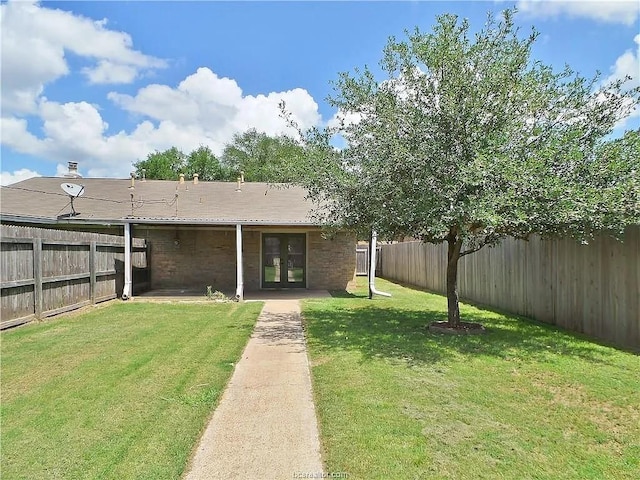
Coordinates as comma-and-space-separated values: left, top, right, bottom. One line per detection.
262, 233, 306, 288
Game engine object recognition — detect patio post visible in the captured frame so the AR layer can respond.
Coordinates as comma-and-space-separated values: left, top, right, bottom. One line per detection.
235, 223, 244, 300
123, 222, 132, 299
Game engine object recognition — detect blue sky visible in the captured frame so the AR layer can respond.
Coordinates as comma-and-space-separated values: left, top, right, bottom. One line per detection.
1, 0, 639, 184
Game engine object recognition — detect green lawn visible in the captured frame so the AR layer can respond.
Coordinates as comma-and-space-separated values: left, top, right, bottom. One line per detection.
0, 301, 262, 480
303, 278, 640, 480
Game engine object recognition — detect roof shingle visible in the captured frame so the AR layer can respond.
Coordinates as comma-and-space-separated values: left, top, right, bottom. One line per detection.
1, 178, 319, 225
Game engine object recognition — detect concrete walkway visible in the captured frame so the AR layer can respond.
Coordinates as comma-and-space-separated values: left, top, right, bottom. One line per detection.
183, 300, 324, 479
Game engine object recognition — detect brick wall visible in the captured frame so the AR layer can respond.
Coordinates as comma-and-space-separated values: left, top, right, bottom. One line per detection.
141, 227, 355, 292
142, 228, 237, 292
243, 230, 261, 290
307, 230, 356, 290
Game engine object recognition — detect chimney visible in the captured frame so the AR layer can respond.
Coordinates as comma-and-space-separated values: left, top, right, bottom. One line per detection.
64, 161, 82, 178
179, 173, 185, 184
193, 173, 199, 185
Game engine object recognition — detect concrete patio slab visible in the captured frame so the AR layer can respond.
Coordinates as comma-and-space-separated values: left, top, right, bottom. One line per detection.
135, 289, 331, 303
183, 300, 324, 480
244, 290, 331, 301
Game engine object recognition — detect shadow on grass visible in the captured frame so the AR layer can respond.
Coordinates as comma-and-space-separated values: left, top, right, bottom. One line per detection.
303, 299, 628, 367
329, 290, 368, 299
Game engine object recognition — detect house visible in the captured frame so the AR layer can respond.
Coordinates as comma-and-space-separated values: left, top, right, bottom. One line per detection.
0, 171, 356, 299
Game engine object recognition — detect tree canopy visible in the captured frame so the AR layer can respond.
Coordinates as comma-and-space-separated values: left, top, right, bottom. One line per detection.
134, 147, 187, 181
220, 129, 305, 182
291, 9, 640, 326
132, 130, 305, 183
185, 146, 232, 181
133, 145, 234, 181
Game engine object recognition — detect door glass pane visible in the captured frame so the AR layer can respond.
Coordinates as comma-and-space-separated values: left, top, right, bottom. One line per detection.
287, 236, 304, 284
264, 236, 281, 283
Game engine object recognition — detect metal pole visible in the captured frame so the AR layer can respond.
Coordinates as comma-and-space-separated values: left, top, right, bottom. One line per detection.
235, 224, 244, 300
369, 230, 391, 298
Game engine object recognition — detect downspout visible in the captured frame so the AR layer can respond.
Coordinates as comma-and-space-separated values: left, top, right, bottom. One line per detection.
235, 223, 244, 300
369, 230, 391, 298
122, 222, 132, 300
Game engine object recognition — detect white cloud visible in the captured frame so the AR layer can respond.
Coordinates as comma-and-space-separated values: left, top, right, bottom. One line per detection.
40, 100, 109, 146
604, 34, 640, 89
55, 163, 88, 178
83, 61, 139, 85
55, 164, 70, 177
515, 1, 640, 26
0, 0, 166, 114
1, 117, 44, 155
0, 168, 41, 186
2, 101, 156, 178
1, 67, 324, 178
603, 34, 640, 130
234, 88, 321, 135
0, 3, 325, 178
327, 110, 363, 130
109, 67, 321, 139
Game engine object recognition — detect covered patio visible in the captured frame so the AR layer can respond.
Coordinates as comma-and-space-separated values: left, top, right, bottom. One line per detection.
1, 177, 357, 303
134, 288, 332, 302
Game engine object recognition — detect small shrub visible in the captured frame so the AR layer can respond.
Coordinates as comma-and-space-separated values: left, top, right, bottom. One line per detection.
206, 286, 229, 302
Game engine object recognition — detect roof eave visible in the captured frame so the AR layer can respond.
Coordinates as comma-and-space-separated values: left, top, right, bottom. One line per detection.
1, 214, 323, 227
0, 214, 124, 226
1, 214, 56, 224
123, 217, 323, 226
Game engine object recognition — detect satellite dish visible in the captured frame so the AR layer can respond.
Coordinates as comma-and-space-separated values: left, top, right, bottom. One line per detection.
61, 183, 85, 197
60, 183, 85, 216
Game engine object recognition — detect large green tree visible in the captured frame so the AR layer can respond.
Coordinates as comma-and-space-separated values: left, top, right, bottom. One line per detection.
220, 129, 305, 182
133, 132, 305, 182
133, 146, 232, 181
185, 145, 234, 181
134, 147, 185, 180
292, 10, 640, 327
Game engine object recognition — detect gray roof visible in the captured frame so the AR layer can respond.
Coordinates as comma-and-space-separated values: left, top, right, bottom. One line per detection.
0, 177, 320, 225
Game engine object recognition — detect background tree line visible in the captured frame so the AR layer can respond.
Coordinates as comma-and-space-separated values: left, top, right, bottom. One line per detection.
133, 129, 304, 182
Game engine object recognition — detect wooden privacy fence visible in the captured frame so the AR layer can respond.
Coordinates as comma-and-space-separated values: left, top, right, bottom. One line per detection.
379, 226, 639, 349
1, 225, 148, 329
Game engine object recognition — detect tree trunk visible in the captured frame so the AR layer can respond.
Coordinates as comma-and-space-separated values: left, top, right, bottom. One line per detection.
368, 230, 373, 300
446, 235, 463, 327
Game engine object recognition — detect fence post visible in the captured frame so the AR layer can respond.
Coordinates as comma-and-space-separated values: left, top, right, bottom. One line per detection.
90, 241, 97, 304
33, 238, 43, 318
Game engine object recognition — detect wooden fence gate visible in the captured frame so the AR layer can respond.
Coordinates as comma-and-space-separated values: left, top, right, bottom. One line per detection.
356, 246, 369, 276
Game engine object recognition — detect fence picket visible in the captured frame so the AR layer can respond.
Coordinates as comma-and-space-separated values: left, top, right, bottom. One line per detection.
1, 225, 148, 328
379, 226, 640, 349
